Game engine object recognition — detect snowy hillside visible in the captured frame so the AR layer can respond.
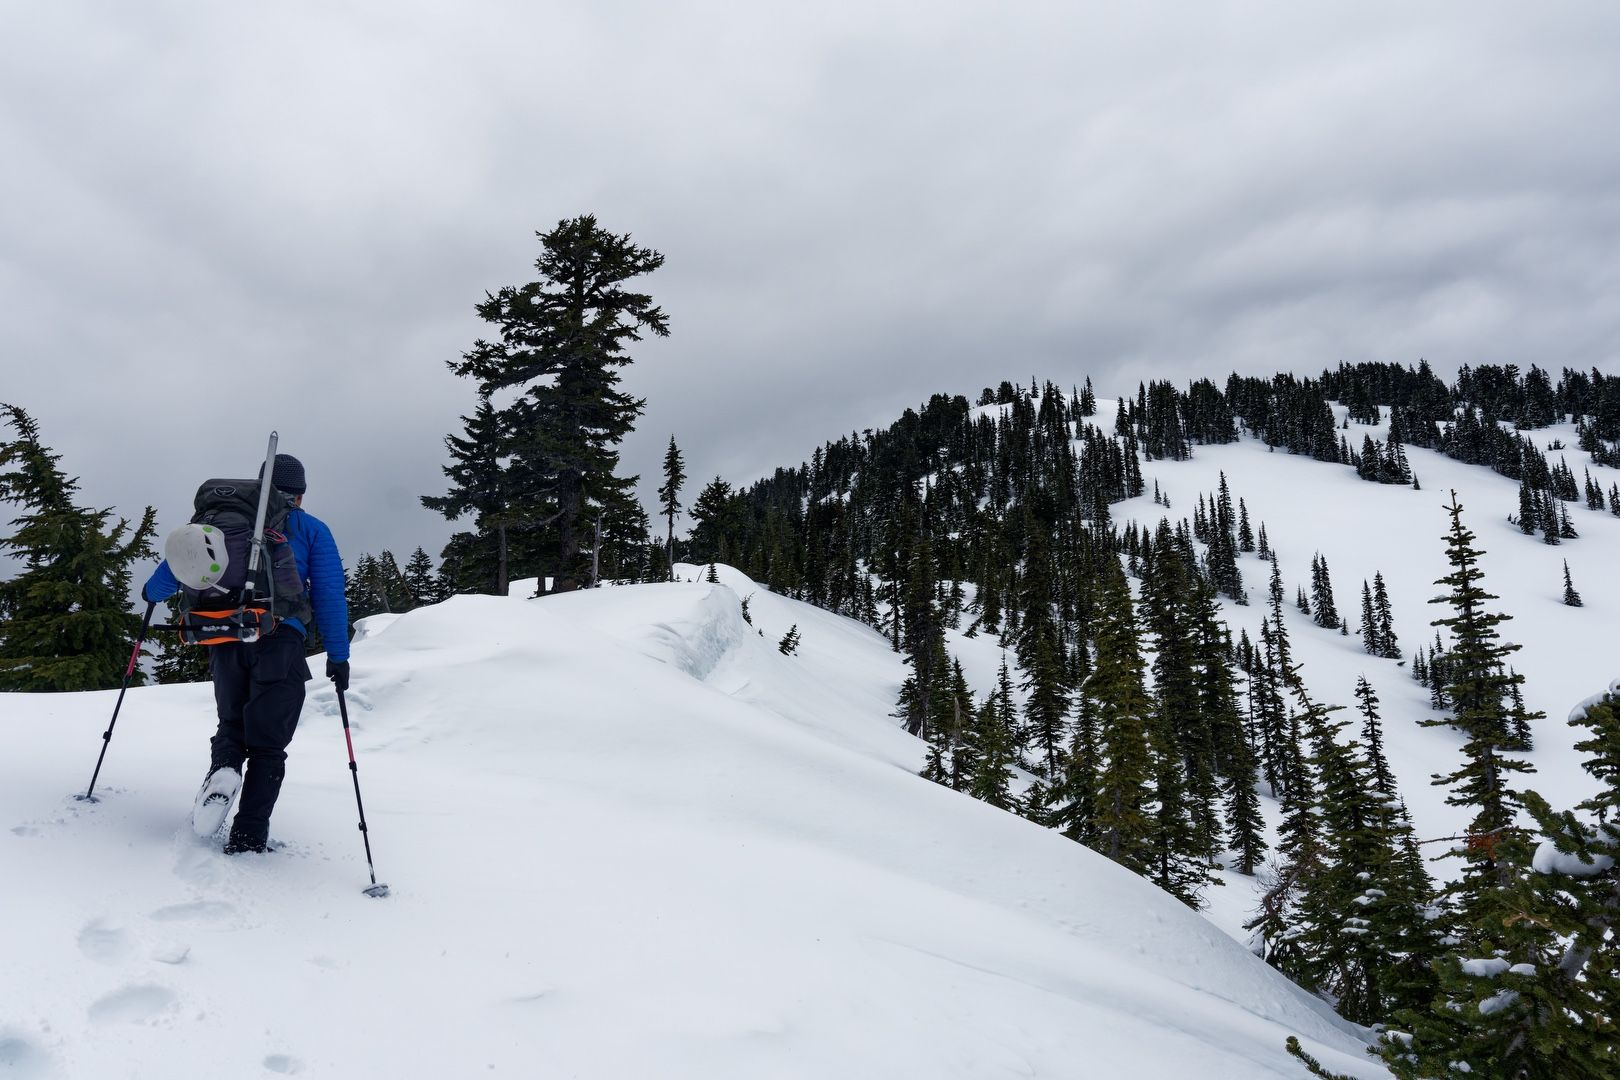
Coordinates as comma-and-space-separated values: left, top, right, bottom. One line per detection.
934, 403, 1620, 943
0, 565, 1384, 1079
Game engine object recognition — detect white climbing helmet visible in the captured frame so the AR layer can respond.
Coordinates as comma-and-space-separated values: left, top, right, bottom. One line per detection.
164, 523, 230, 591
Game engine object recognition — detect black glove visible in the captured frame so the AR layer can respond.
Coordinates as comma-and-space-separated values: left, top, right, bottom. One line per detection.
326, 659, 350, 692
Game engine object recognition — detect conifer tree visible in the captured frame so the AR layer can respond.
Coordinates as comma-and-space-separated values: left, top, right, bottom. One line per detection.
777, 624, 800, 655
1372, 572, 1400, 659
967, 658, 1019, 810
1140, 535, 1222, 879
657, 436, 685, 580
1359, 580, 1379, 655
423, 400, 513, 595
1501, 691, 1620, 1078
1309, 552, 1341, 629
0, 405, 158, 691
1354, 675, 1395, 798
1013, 510, 1069, 776
1517, 479, 1539, 535
1382, 493, 1555, 1078
1078, 376, 1097, 417
1562, 559, 1583, 607
448, 216, 668, 593
1421, 492, 1540, 925
1086, 559, 1156, 877
943, 658, 973, 791
688, 477, 739, 565
1049, 691, 1100, 844
1287, 674, 1428, 1025
1237, 497, 1255, 552
401, 547, 440, 607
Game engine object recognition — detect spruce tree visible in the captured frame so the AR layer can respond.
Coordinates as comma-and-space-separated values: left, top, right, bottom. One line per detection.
688, 477, 739, 564
1288, 675, 1425, 1025
401, 547, 440, 607
1086, 558, 1156, 877
1499, 690, 1619, 1078
1421, 491, 1540, 926
1049, 690, 1101, 844
1309, 552, 1341, 629
448, 216, 668, 593
1359, 580, 1380, 655
1562, 559, 1583, 607
777, 624, 800, 655
967, 658, 1019, 810
1517, 478, 1538, 535
0, 405, 158, 691
1354, 675, 1395, 798
1372, 572, 1400, 659
657, 436, 686, 580
1382, 493, 1555, 1078
422, 400, 514, 595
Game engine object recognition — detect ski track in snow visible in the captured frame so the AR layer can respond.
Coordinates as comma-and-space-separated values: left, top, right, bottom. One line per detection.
11, 411, 1611, 1079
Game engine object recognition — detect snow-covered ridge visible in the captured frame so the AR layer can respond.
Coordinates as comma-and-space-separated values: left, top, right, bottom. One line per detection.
1, 567, 1384, 1079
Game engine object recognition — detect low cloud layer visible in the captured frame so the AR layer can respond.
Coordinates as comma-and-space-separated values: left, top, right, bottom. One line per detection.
3, 2, 1617, 564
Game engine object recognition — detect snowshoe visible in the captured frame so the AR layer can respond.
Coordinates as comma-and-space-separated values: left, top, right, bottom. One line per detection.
191, 766, 242, 838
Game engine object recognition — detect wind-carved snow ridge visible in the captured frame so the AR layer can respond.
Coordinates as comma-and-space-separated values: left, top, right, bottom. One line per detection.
615, 583, 752, 684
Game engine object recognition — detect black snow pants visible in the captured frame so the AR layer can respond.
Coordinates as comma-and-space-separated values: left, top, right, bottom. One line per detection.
208, 627, 311, 845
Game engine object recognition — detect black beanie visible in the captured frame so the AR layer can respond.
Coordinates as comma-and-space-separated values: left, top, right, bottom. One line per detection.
265, 453, 306, 495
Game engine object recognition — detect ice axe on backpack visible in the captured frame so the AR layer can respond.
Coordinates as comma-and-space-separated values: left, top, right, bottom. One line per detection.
151, 431, 283, 643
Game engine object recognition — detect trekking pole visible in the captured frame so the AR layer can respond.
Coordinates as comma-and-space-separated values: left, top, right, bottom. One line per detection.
335, 684, 390, 898
77, 600, 156, 803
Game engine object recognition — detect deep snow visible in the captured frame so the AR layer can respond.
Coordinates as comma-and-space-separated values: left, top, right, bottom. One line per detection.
3, 562, 1382, 1079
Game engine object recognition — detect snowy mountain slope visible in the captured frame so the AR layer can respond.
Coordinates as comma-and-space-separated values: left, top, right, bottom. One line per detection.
1, 571, 1385, 1079
1097, 409, 1617, 940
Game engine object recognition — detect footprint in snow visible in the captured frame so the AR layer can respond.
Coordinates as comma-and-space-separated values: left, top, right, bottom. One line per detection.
263, 1053, 304, 1074
0, 1031, 53, 1079
86, 984, 177, 1026
76, 918, 134, 965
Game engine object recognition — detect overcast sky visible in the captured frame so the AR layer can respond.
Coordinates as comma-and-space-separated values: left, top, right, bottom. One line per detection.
3, 2, 1618, 567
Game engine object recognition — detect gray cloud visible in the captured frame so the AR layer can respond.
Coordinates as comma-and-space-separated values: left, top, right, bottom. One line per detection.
3, 2, 1618, 569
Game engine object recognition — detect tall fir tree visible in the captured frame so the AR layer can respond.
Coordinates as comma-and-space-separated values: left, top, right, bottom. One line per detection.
1085, 558, 1156, 877
1372, 571, 1400, 660
0, 405, 158, 691
1562, 559, 1583, 607
966, 658, 1019, 810
657, 436, 686, 581
447, 215, 668, 593
1382, 492, 1555, 1078
422, 399, 515, 595
401, 547, 440, 607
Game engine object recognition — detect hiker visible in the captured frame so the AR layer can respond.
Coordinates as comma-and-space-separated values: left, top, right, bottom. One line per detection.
142, 453, 350, 854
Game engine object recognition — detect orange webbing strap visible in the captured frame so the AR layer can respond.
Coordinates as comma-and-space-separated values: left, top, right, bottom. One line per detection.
175, 608, 274, 646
